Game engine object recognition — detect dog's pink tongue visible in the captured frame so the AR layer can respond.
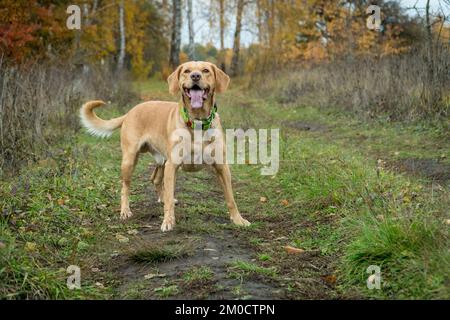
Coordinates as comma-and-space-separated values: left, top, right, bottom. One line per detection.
190, 90, 203, 109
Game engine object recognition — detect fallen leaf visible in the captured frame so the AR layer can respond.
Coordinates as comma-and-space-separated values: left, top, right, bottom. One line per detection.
115, 234, 129, 243
127, 229, 139, 235
284, 245, 305, 254
57, 199, 65, 205
322, 274, 337, 285
25, 242, 37, 252
445, 219, 450, 225
95, 282, 104, 288
260, 196, 267, 203
274, 236, 288, 241
280, 199, 289, 206
144, 273, 166, 279
0, 241, 6, 249
91, 268, 100, 272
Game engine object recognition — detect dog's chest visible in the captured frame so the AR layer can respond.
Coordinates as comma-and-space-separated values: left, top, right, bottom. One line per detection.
175, 128, 223, 170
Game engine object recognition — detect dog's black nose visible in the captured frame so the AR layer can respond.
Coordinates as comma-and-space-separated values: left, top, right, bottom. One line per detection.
190, 72, 201, 82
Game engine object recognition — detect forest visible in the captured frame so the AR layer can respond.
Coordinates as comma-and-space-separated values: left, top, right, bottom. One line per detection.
0, 0, 449, 300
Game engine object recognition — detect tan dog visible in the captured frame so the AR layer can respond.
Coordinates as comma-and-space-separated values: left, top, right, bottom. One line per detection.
80, 61, 250, 231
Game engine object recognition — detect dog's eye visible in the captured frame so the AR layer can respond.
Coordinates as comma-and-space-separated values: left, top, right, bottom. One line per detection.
203, 69, 209, 73
184, 69, 191, 74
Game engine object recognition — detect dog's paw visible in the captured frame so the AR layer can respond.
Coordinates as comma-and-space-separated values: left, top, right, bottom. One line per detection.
160, 217, 175, 232
231, 215, 251, 227
120, 208, 133, 220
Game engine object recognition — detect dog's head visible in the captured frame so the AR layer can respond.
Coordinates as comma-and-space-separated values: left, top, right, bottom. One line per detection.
167, 61, 230, 116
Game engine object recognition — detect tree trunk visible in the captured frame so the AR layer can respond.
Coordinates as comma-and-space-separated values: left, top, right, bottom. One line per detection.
256, 0, 263, 44
267, 0, 275, 48
424, 0, 437, 112
425, 0, 433, 56
117, 0, 126, 73
169, 0, 182, 68
230, 0, 244, 76
187, 0, 195, 59
218, 0, 226, 71
219, 0, 225, 50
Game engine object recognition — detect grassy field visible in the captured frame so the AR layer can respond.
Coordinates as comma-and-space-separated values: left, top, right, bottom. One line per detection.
0, 79, 448, 299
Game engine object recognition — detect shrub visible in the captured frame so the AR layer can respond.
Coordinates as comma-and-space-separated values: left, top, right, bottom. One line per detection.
0, 59, 137, 176
254, 45, 449, 122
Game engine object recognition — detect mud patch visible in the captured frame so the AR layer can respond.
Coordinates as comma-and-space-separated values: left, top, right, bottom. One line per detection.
115, 224, 286, 299
387, 158, 450, 183
282, 120, 328, 132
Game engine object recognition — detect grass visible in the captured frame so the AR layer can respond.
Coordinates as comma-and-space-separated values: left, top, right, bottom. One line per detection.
0, 107, 133, 299
154, 284, 179, 298
183, 266, 214, 284
1, 77, 448, 299
258, 254, 272, 262
228, 261, 278, 279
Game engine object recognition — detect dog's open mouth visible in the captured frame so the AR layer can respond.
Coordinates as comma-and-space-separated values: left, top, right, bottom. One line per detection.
184, 84, 209, 109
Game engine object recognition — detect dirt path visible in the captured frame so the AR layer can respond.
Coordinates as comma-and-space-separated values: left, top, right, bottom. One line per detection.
108, 166, 290, 299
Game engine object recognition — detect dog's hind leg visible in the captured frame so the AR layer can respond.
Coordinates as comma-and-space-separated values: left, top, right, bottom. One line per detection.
151, 164, 178, 205
150, 165, 165, 202
120, 148, 139, 220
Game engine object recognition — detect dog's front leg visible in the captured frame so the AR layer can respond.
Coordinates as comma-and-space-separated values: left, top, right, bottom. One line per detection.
161, 161, 178, 231
214, 163, 250, 227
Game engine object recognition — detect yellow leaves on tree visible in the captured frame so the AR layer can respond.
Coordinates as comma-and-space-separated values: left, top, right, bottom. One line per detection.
251, 0, 413, 67
124, 0, 153, 79
78, 0, 154, 79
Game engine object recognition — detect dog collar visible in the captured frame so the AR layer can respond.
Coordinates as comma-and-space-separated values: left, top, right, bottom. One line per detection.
180, 103, 217, 130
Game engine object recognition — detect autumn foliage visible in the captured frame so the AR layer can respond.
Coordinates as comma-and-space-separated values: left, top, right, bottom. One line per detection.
1, 0, 448, 77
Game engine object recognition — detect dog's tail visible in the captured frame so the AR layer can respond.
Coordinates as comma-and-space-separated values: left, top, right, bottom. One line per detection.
79, 100, 127, 138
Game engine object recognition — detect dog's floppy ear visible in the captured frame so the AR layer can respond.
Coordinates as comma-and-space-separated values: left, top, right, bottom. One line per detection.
212, 64, 230, 93
167, 65, 182, 95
